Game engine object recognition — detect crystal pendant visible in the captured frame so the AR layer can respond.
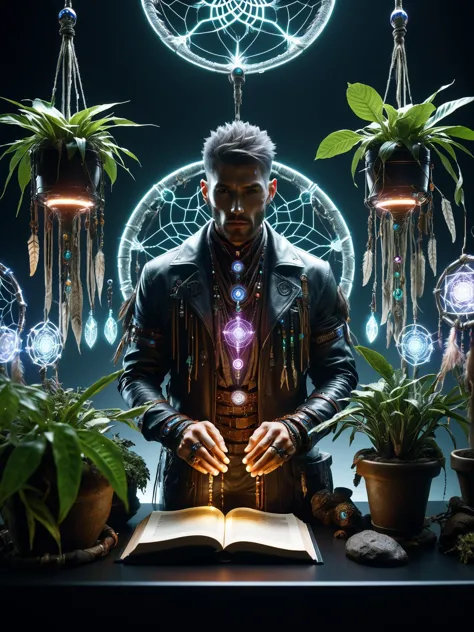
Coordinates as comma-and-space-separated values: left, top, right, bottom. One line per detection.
85, 311, 98, 349
366, 313, 378, 344
104, 309, 118, 345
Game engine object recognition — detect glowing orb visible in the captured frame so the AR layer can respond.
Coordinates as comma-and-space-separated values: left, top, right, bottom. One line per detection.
223, 316, 254, 349
230, 284, 247, 303
442, 266, 474, 317
26, 321, 63, 367
233, 358, 244, 370
396, 324, 433, 367
231, 390, 247, 406
365, 313, 378, 344
231, 261, 245, 274
0, 326, 20, 363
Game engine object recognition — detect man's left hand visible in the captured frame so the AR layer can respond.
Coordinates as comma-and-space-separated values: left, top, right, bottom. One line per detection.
242, 421, 296, 476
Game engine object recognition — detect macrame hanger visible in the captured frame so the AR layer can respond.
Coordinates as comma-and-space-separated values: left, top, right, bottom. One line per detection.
51, 1, 87, 117
383, 0, 412, 109
228, 67, 246, 121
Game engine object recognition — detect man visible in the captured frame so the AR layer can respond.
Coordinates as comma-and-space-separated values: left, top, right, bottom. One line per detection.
118, 120, 358, 519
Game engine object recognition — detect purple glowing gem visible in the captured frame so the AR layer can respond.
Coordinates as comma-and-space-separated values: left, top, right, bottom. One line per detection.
233, 358, 244, 370
231, 390, 247, 406
223, 316, 254, 349
394, 255, 402, 264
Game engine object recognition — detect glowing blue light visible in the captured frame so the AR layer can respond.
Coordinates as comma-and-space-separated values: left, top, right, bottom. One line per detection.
104, 309, 118, 345
230, 284, 247, 303
366, 313, 378, 344
0, 326, 20, 363
396, 324, 433, 367
26, 321, 63, 367
85, 312, 98, 349
231, 260, 245, 274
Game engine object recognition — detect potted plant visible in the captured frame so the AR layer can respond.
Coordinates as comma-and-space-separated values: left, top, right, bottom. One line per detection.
450, 359, 474, 507
312, 346, 470, 537
0, 368, 152, 556
315, 81, 474, 219
0, 97, 155, 214
107, 435, 150, 528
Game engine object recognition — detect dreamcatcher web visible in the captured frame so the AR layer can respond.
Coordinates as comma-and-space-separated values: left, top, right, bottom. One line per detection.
118, 160, 354, 300
0, 263, 26, 364
141, 0, 335, 73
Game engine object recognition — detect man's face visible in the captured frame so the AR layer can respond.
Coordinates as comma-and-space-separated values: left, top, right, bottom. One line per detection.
200, 162, 277, 246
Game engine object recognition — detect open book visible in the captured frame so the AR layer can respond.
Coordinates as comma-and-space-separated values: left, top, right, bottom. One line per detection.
118, 506, 322, 563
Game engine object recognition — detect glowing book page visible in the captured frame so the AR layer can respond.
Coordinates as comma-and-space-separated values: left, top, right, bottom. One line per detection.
141, 506, 225, 545
223, 508, 316, 559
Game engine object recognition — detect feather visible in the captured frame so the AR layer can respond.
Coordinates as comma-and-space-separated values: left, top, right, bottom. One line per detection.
362, 249, 373, 287
95, 249, 105, 306
70, 216, 83, 352
428, 236, 437, 276
44, 215, 53, 318
61, 300, 70, 344
86, 229, 96, 309
416, 250, 426, 298
438, 326, 465, 386
28, 232, 39, 277
441, 197, 456, 243
410, 253, 417, 314
11, 354, 25, 384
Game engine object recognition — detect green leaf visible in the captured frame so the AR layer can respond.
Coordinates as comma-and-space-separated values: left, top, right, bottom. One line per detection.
425, 97, 474, 128
354, 345, 394, 382
422, 80, 456, 104
73, 137, 86, 161
16, 150, 31, 215
430, 143, 459, 186
103, 153, 117, 186
398, 102, 436, 129
62, 369, 124, 425
0, 381, 20, 427
347, 83, 384, 123
350, 141, 368, 185
0, 145, 29, 200
68, 102, 130, 127
434, 125, 474, 140
77, 431, 128, 510
378, 140, 398, 162
383, 104, 398, 127
315, 130, 362, 160
51, 423, 82, 523
19, 489, 61, 553
0, 436, 47, 505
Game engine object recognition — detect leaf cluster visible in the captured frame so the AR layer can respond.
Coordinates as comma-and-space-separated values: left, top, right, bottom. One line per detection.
110, 435, 150, 494
313, 346, 470, 464
0, 369, 152, 552
0, 98, 157, 214
447, 532, 474, 564
315, 82, 474, 205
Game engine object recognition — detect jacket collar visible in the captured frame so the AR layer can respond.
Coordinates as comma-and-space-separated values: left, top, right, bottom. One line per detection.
170, 220, 305, 346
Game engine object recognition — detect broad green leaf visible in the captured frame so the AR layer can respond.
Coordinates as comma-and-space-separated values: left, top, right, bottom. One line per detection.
103, 153, 117, 185
68, 102, 130, 127
383, 103, 398, 127
32, 98, 67, 123
425, 96, 474, 128
77, 431, 128, 509
0, 381, 20, 427
62, 369, 124, 425
430, 143, 459, 185
378, 140, 398, 162
0, 145, 29, 199
73, 137, 86, 161
433, 125, 474, 140
315, 130, 362, 160
51, 423, 82, 523
0, 436, 47, 505
398, 102, 436, 129
422, 80, 455, 104
16, 150, 31, 215
20, 489, 61, 553
347, 83, 384, 123
354, 345, 394, 382
350, 141, 368, 185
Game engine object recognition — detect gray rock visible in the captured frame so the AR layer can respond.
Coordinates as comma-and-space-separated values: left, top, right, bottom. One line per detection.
345, 530, 409, 567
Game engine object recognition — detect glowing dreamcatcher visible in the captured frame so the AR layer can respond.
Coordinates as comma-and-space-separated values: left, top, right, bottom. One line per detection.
118, 160, 354, 300
141, 0, 335, 74
0, 262, 27, 373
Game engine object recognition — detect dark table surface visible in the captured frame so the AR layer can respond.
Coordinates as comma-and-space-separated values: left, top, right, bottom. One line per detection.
1, 501, 473, 628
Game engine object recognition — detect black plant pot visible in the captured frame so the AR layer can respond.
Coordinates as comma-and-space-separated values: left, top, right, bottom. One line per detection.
107, 484, 141, 529
31, 142, 103, 212
365, 143, 431, 221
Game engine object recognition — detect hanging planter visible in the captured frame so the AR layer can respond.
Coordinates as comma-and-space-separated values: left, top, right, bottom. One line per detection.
31, 142, 104, 213
365, 143, 431, 222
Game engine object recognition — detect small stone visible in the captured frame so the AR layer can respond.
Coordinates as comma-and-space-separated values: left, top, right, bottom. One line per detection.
345, 530, 409, 567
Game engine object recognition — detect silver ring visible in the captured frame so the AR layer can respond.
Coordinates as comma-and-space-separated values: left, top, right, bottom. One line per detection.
270, 444, 288, 459
190, 441, 203, 454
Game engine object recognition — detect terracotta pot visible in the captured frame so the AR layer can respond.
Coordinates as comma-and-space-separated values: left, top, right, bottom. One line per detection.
365, 144, 431, 221
356, 458, 441, 537
31, 142, 103, 211
451, 449, 474, 507
2, 463, 113, 556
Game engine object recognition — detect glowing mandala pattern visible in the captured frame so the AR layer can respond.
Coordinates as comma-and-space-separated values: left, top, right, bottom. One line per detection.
0, 262, 26, 364
396, 324, 433, 367
141, 0, 335, 73
26, 321, 64, 367
434, 255, 474, 330
118, 160, 354, 300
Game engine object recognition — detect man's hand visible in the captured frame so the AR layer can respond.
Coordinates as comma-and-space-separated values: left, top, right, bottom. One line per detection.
176, 420, 230, 476
242, 421, 296, 476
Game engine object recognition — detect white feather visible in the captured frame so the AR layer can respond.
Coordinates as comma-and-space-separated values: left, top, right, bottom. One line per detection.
362, 249, 373, 287
441, 197, 456, 243
428, 236, 437, 276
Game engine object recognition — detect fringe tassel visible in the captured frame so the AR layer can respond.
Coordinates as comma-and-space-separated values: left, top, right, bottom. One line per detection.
298, 274, 310, 373
44, 209, 53, 320
438, 326, 465, 386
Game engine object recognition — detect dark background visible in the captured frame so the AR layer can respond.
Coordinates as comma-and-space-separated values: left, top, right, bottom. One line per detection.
0, 0, 472, 501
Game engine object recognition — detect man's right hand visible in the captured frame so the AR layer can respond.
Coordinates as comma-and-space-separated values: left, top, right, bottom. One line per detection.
176, 420, 229, 476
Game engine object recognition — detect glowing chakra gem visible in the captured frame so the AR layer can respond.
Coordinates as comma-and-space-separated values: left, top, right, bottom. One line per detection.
394, 271, 401, 278
394, 255, 402, 264
366, 313, 378, 344
231, 260, 245, 274
233, 358, 244, 370
63, 250, 72, 260
223, 317, 254, 349
230, 284, 247, 303
0, 326, 20, 363
104, 309, 118, 345
393, 288, 403, 300
85, 311, 98, 349
396, 324, 433, 367
231, 390, 247, 406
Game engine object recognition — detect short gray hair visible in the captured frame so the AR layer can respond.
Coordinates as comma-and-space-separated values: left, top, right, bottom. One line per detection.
202, 120, 276, 180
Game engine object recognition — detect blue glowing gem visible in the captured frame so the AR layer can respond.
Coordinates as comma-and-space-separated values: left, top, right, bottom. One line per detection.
59, 8, 77, 24
393, 223, 400, 232
366, 313, 378, 344
64, 250, 72, 260
340, 510, 348, 520
85, 311, 98, 349
104, 309, 118, 345
230, 284, 247, 303
233, 67, 244, 76
393, 288, 403, 301
231, 260, 245, 274
390, 9, 408, 27
394, 271, 401, 278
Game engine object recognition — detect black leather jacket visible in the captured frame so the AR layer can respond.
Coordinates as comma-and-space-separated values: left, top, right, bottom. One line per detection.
118, 221, 358, 515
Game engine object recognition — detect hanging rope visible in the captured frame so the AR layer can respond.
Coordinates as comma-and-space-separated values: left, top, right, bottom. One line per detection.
228, 67, 245, 121
50, 2, 87, 118
383, 0, 412, 108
